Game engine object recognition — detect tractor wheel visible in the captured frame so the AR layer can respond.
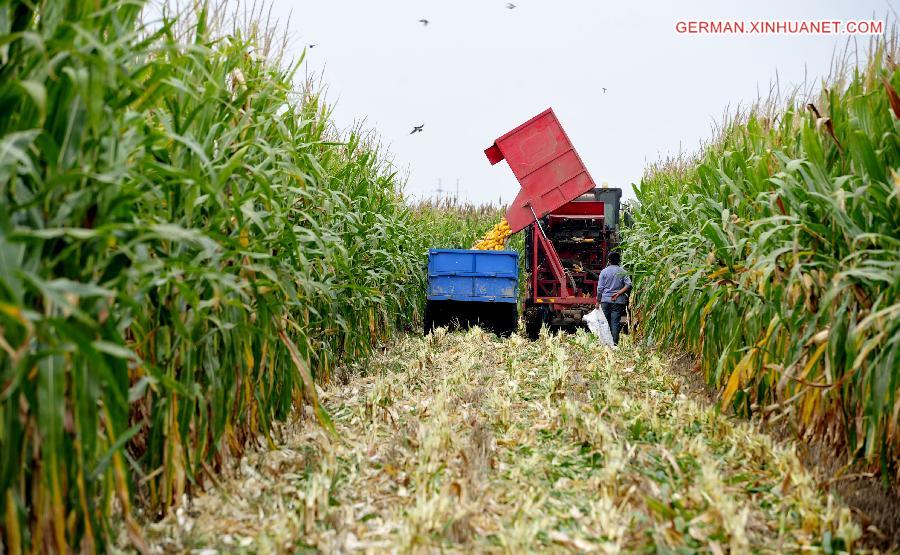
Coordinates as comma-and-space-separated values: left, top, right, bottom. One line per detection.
525, 314, 541, 340
524, 306, 550, 340
423, 300, 435, 335
497, 304, 518, 338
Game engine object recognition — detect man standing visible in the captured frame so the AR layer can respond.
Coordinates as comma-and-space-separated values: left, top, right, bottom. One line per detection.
596, 251, 631, 346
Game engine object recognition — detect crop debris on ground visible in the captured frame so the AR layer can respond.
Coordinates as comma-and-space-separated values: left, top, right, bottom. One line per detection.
141, 329, 861, 553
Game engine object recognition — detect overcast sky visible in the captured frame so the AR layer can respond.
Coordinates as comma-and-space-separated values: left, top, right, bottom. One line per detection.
261, 0, 892, 204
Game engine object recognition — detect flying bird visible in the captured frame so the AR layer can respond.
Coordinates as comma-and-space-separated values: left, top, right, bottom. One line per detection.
410, 124, 424, 135
506, 2, 516, 8
602, 87, 607, 93
308, 44, 317, 49
419, 18, 429, 26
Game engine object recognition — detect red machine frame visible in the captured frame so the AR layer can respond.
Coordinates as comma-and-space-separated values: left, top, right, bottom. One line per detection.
528, 199, 612, 312
486, 108, 621, 331
485, 108, 606, 308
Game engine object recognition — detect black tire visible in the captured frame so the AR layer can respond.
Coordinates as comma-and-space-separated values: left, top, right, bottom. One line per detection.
525, 305, 551, 340
497, 304, 518, 337
525, 313, 541, 340
423, 300, 435, 335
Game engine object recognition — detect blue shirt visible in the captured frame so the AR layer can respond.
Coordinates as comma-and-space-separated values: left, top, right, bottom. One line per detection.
597, 264, 631, 304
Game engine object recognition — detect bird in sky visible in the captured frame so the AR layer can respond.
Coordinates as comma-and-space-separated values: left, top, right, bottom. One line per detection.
506, 2, 516, 9
602, 87, 607, 93
419, 18, 429, 26
308, 44, 317, 49
410, 124, 424, 134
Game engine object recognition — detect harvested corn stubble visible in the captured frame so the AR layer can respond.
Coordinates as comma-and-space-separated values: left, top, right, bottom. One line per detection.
142, 329, 860, 553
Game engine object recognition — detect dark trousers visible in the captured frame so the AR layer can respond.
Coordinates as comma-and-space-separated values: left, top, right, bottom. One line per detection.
600, 302, 626, 345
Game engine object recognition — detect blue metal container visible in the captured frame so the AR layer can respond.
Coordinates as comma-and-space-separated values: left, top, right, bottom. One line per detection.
427, 249, 518, 303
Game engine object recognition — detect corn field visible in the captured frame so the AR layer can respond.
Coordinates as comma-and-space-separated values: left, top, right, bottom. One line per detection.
625, 39, 900, 480
3, 0, 899, 552
0, 1, 497, 551
409, 197, 514, 252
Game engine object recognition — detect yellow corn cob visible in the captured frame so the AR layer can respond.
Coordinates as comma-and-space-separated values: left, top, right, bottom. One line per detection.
472, 217, 512, 250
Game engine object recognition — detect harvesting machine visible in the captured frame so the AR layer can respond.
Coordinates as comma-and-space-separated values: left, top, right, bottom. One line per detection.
485, 108, 623, 339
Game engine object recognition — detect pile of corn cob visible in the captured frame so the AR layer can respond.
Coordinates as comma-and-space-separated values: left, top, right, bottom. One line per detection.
472, 217, 512, 250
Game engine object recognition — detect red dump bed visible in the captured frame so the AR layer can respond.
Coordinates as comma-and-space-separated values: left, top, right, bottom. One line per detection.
485, 108, 598, 233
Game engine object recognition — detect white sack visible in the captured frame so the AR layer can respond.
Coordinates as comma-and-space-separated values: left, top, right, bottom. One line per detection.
583, 308, 615, 347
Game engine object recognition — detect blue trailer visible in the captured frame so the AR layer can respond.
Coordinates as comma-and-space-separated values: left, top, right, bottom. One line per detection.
425, 249, 519, 336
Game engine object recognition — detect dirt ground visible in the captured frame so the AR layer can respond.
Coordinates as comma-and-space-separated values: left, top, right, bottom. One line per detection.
136, 329, 871, 553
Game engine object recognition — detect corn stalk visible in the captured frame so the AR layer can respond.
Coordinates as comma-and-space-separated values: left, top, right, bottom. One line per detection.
0, 0, 434, 551
625, 36, 900, 481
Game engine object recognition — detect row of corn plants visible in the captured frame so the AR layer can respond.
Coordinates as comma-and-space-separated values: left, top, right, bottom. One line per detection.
409, 196, 511, 249
409, 197, 527, 299
624, 38, 899, 481
0, 1, 452, 552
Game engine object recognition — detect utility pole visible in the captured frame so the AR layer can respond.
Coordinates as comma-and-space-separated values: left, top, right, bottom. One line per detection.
434, 178, 444, 201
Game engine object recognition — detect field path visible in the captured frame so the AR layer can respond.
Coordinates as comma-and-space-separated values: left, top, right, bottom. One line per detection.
144, 329, 860, 553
